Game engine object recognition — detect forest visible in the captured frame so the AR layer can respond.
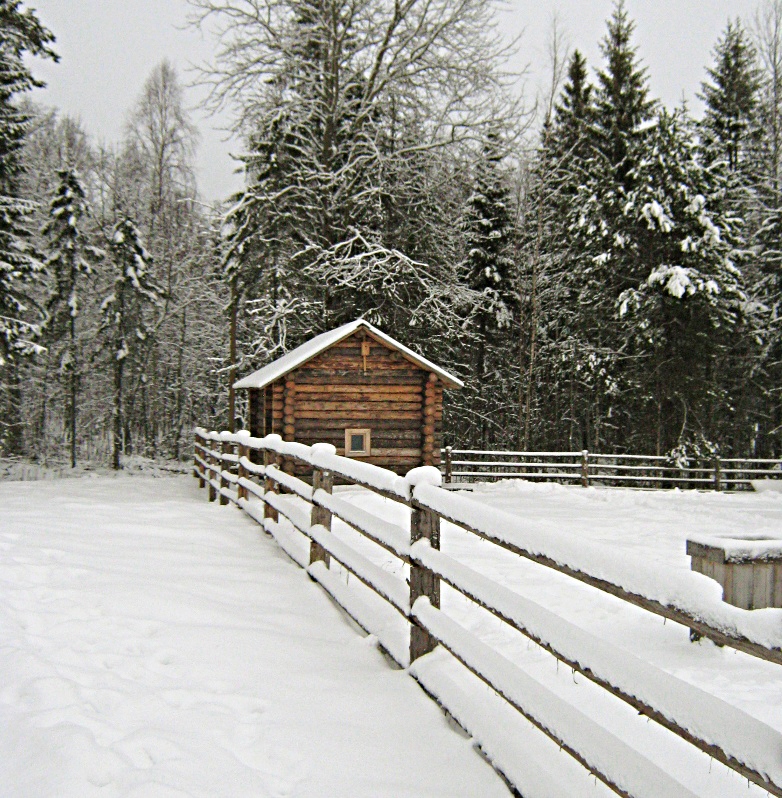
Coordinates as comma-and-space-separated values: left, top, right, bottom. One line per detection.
0, 0, 780, 468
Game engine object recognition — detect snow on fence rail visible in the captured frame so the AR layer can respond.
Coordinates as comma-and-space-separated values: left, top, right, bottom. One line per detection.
441, 448, 782, 490
193, 427, 782, 798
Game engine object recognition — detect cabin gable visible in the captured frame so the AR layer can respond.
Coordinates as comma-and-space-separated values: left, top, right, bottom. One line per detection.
241, 323, 453, 475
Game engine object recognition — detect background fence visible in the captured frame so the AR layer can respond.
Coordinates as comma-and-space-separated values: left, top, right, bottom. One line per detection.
442, 448, 782, 490
194, 427, 782, 798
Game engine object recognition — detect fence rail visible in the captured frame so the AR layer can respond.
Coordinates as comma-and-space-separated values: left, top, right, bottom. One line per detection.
193, 428, 782, 798
441, 448, 782, 490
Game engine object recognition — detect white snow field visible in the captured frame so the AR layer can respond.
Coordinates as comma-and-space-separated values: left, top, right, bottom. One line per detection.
0, 475, 509, 798
3, 473, 782, 798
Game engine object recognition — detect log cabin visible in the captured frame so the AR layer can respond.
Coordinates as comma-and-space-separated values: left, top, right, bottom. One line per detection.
233, 319, 463, 474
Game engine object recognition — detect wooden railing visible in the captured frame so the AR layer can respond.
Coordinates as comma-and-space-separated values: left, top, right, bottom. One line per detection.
442, 448, 782, 490
194, 427, 782, 798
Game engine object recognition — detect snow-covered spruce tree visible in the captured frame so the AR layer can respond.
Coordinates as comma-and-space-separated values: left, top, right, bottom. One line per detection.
616, 109, 748, 454
593, 0, 656, 189
701, 19, 760, 175
11, 111, 98, 460
463, 132, 517, 334
101, 218, 163, 470
41, 168, 100, 467
549, 50, 595, 175
559, 1, 657, 451
527, 49, 598, 451
0, 1, 56, 453
459, 130, 516, 447
700, 20, 769, 457
190, 0, 518, 369
753, 1, 782, 455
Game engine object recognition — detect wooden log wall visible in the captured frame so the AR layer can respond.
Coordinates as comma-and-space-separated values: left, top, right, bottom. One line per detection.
261, 331, 444, 474
422, 374, 438, 466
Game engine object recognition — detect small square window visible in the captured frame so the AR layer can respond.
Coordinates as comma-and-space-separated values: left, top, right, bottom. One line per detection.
345, 428, 371, 456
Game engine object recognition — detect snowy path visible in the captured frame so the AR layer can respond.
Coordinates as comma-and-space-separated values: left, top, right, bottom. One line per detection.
0, 476, 509, 798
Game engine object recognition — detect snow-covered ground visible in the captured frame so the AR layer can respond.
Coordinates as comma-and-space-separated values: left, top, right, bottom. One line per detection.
0, 475, 508, 798
3, 473, 782, 798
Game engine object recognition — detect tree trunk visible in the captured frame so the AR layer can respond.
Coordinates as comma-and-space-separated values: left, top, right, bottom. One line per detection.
112, 352, 124, 470
172, 308, 187, 460
69, 312, 78, 468
228, 276, 238, 433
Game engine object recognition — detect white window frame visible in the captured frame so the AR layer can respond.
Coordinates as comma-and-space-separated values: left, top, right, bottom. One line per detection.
345, 428, 371, 457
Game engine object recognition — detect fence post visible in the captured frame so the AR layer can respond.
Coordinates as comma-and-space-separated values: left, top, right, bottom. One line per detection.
192, 430, 200, 480
444, 446, 453, 485
581, 450, 589, 488
196, 432, 205, 489
208, 433, 217, 502
219, 440, 230, 505
264, 449, 279, 522
714, 456, 722, 492
409, 503, 440, 663
237, 442, 247, 501
310, 468, 333, 566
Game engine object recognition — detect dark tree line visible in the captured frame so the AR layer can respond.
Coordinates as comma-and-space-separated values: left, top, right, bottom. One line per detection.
2, 0, 782, 468
518, 3, 780, 459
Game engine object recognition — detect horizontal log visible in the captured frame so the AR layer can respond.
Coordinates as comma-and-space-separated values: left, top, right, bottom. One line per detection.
423, 496, 782, 667
297, 410, 424, 420
305, 361, 423, 374
294, 384, 423, 395
360, 447, 422, 457
294, 371, 427, 385
297, 428, 423, 442
295, 401, 422, 412
307, 348, 422, 371
294, 418, 423, 432
294, 393, 424, 404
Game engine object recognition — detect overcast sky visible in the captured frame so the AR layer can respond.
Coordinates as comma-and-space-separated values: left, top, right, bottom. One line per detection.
31, 0, 759, 202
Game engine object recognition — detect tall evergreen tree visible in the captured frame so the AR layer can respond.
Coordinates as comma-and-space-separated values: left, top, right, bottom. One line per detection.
463, 132, 516, 334
594, 0, 656, 187
460, 130, 516, 446
554, 50, 595, 157
617, 109, 748, 453
753, 1, 782, 456
699, 20, 767, 457
701, 20, 761, 173
554, 2, 657, 450
101, 218, 163, 469
0, 1, 56, 453
42, 168, 100, 467
528, 50, 597, 450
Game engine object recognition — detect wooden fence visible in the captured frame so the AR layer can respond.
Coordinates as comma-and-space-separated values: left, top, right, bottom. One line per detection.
442, 448, 782, 490
194, 427, 782, 798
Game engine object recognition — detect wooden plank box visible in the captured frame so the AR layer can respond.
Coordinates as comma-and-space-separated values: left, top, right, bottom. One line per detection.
686, 536, 782, 610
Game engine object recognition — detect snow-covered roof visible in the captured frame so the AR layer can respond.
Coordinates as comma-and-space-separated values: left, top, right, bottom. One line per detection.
233, 319, 464, 390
